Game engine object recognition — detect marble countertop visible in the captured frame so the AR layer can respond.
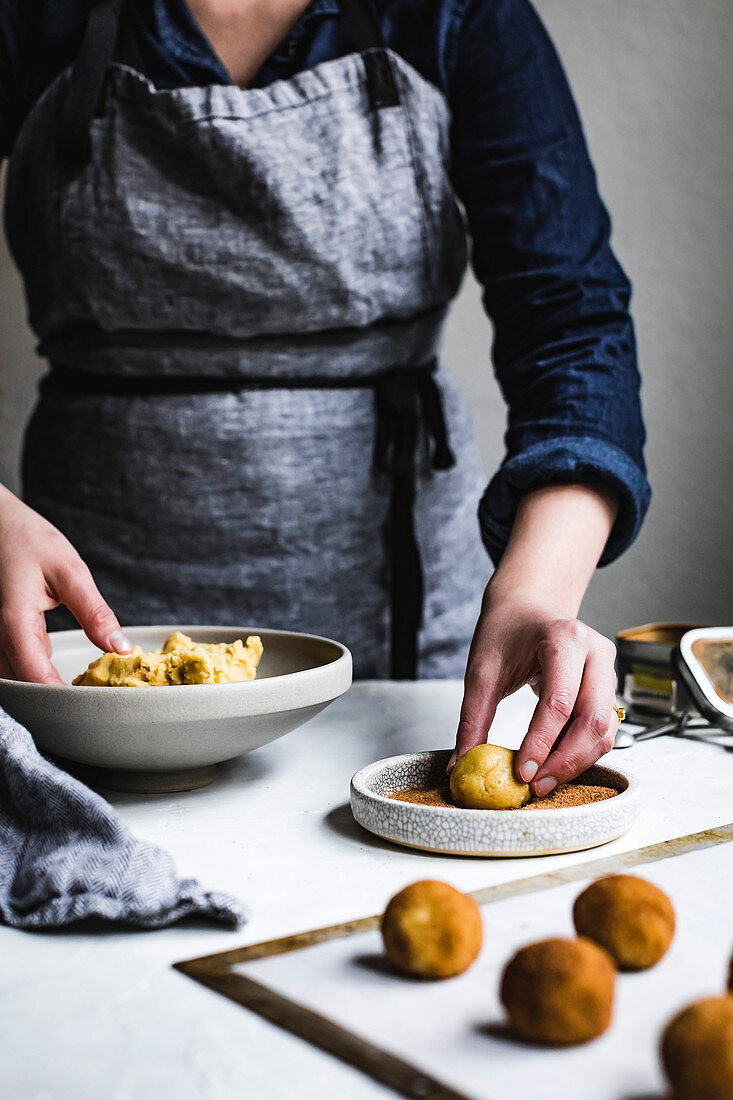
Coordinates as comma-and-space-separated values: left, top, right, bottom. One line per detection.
3, 682, 732, 1099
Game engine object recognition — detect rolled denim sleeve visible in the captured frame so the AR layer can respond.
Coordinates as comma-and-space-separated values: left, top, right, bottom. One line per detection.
445, 0, 650, 565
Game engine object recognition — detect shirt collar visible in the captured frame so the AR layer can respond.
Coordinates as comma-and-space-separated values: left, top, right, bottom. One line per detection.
289, 0, 340, 42
300, 0, 341, 20
153, 0, 340, 74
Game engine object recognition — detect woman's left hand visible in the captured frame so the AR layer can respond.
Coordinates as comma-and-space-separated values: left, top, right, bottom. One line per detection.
450, 584, 619, 798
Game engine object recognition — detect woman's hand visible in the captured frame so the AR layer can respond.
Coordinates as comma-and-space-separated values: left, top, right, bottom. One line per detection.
452, 587, 619, 796
0, 486, 132, 683
451, 483, 621, 796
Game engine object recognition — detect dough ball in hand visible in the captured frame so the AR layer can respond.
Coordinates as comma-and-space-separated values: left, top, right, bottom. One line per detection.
662, 997, 733, 1100
573, 874, 675, 970
449, 744, 531, 810
381, 880, 482, 979
500, 937, 616, 1045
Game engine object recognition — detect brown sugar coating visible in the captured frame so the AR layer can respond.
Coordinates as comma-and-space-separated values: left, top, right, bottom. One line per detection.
520, 784, 617, 810
500, 937, 616, 1045
573, 874, 675, 970
662, 997, 733, 1100
392, 783, 617, 810
393, 786, 455, 808
381, 880, 483, 979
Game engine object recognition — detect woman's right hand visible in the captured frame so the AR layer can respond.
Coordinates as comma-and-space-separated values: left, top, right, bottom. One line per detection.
0, 486, 132, 683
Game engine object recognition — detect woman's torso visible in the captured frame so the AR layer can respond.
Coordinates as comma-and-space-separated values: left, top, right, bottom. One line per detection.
6, 0, 490, 677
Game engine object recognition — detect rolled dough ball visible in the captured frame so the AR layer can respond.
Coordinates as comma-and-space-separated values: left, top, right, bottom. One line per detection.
662, 997, 733, 1100
381, 880, 482, 979
501, 937, 616, 1045
449, 744, 531, 810
573, 874, 675, 970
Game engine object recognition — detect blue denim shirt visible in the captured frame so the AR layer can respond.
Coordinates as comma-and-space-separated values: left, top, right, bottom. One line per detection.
0, 0, 650, 565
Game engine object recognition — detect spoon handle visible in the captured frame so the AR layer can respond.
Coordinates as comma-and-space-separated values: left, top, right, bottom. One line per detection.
632, 719, 682, 740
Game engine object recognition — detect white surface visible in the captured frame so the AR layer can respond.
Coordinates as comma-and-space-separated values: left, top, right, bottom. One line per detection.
242, 843, 733, 1100
2, 680, 733, 1099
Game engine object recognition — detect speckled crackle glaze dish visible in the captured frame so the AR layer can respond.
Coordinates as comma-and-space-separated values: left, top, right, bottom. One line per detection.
0, 625, 352, 793
350, 750, 640, 857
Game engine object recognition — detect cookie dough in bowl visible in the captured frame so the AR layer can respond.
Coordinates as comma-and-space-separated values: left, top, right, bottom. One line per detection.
73, 631, 263, 686
0, 625, 352, 792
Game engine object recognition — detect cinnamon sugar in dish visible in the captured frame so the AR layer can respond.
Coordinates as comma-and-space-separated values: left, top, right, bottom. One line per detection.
392, 783, 617, 810
394, 786, 455, 808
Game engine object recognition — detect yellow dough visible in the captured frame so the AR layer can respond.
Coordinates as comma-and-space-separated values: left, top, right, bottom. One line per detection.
381, 880, 483, 979
449, 743, 531, 810
662, 997, 733, 1100
73, 631, 263, 686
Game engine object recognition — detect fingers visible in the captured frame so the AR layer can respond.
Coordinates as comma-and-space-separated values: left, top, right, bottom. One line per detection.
48, 559, 132, 655
0, 558, 131, 683
0, 601, 64, 684
515, 623, 588, 785
0, 494, 130, 683
531, 639, 618, 795
450, 658, 503, 773
452, 605, 618, 797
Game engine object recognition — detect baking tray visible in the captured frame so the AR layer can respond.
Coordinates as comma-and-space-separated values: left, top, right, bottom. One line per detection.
176, 822, 733, 1100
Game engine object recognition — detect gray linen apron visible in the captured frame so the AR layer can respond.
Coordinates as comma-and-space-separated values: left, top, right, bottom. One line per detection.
5, 0, 489, 679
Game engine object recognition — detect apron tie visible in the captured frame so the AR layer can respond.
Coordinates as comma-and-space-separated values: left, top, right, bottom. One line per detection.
44, 361, 455, 681
374, 364, 456, 679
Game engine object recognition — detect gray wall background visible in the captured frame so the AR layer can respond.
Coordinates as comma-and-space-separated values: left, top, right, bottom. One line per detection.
0, 0, 731, 638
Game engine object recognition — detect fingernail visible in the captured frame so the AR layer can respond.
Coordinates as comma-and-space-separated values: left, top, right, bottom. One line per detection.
108, 629, 133, 654
534, 777, 557, 798
447, 751, 457, 773
520, 759, 539, 782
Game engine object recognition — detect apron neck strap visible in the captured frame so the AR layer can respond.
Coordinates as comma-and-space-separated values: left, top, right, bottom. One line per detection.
338, 0, 386, 50
339, 0, 399, 109
59, 0, 123, 167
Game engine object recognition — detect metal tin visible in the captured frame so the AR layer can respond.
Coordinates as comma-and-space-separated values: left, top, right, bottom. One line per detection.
675, 628, 733, 729
616, 622, 706, 717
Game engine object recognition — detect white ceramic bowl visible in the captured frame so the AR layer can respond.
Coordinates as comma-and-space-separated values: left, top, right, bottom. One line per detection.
0, 625, 352, 792
351, 750, 640, 857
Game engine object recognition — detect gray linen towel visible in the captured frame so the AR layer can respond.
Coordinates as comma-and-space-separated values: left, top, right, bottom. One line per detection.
0, 707, 247, 929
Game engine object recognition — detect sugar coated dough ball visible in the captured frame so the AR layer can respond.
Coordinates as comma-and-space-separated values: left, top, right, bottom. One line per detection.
573, 874, 675, 970
500, 937, 616, 1045
449, 744, 531, 810
662, 997, 733, 1100
381, 880, 483, 979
